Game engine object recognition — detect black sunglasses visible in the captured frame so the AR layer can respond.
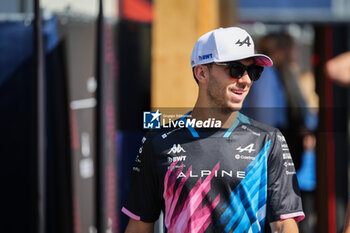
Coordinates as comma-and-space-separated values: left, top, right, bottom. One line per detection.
215, 61, 264, 81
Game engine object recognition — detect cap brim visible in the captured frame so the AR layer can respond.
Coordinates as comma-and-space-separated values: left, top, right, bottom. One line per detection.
216, 54, 273, 67
251, 54, 273, 67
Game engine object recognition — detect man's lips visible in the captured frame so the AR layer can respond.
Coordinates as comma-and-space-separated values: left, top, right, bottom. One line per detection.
232, 90, 244, 95
231, 89, 246, 95
230, 88, 247, 101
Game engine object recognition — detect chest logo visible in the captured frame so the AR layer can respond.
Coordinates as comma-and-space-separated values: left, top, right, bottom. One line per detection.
236, 143, 255, 153
168, 155, 187, 163
168, 144, 186, 154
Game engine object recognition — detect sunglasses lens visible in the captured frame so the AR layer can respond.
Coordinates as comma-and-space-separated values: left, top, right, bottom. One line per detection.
229, 63, 245, 78
224, 62, 264, 81
248, 66, 264, 81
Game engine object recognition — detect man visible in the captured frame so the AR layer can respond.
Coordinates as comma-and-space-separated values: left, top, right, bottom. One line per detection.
122, 27, 304, 233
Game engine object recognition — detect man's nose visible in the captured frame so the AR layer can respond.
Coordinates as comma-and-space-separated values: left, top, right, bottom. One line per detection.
237, 71, 252, 85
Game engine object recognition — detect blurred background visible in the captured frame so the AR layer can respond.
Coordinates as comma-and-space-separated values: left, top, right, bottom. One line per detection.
0, 0, 350, 232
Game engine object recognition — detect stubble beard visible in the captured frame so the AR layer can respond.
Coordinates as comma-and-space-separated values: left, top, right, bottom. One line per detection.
207, 76, 236, 115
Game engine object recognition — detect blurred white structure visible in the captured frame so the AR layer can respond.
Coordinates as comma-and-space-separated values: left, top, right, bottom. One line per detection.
41, 0, 118, 18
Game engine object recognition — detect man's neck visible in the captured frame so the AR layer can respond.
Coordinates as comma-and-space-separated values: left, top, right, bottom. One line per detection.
190, 107, 239, 128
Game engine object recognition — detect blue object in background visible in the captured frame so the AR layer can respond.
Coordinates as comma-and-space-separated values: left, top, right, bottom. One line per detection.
0, 17, 59, 86
297, 149, 316, 191
243, 66, 288, 128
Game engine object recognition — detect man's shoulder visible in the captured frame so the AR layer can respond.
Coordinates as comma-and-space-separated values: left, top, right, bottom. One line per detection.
242, 114, 280, 136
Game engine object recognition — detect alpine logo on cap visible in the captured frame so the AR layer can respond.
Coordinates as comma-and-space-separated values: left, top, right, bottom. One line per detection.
235, 36, 251, 47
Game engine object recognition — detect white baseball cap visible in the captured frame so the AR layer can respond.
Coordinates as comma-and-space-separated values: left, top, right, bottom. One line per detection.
191, 27, 273, 67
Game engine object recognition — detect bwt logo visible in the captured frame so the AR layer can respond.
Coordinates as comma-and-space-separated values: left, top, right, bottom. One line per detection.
168, 155, 187, 163
143, 110, 161, 129
198, 53, 213, 61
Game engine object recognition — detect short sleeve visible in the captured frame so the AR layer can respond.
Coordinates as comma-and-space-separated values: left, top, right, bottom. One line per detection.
121, 135, 161, 222
267, 130, 305, 223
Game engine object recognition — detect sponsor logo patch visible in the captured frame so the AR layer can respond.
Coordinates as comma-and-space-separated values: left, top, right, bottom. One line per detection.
168, 155, 187, 163
286, 170, 296, 175
235, 154, 255, 160
168, 144, 186, 154
235, 36, 251, 47
236, 143, 256, 153
284, 161, 294, 167
277, 134, 286, 143
283, 153, 292, 160
198, 53, 213, 61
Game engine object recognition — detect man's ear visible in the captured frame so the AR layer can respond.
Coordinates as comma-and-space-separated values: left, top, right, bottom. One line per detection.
194, 65, 210, 84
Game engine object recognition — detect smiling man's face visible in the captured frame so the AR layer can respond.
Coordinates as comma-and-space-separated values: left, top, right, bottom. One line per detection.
206, 58, 254, 112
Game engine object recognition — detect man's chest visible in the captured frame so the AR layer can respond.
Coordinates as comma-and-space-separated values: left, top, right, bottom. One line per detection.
155, 134, 269, 193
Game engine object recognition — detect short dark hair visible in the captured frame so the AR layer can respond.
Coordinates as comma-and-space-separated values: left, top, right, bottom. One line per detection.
192, 63, 212, 84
